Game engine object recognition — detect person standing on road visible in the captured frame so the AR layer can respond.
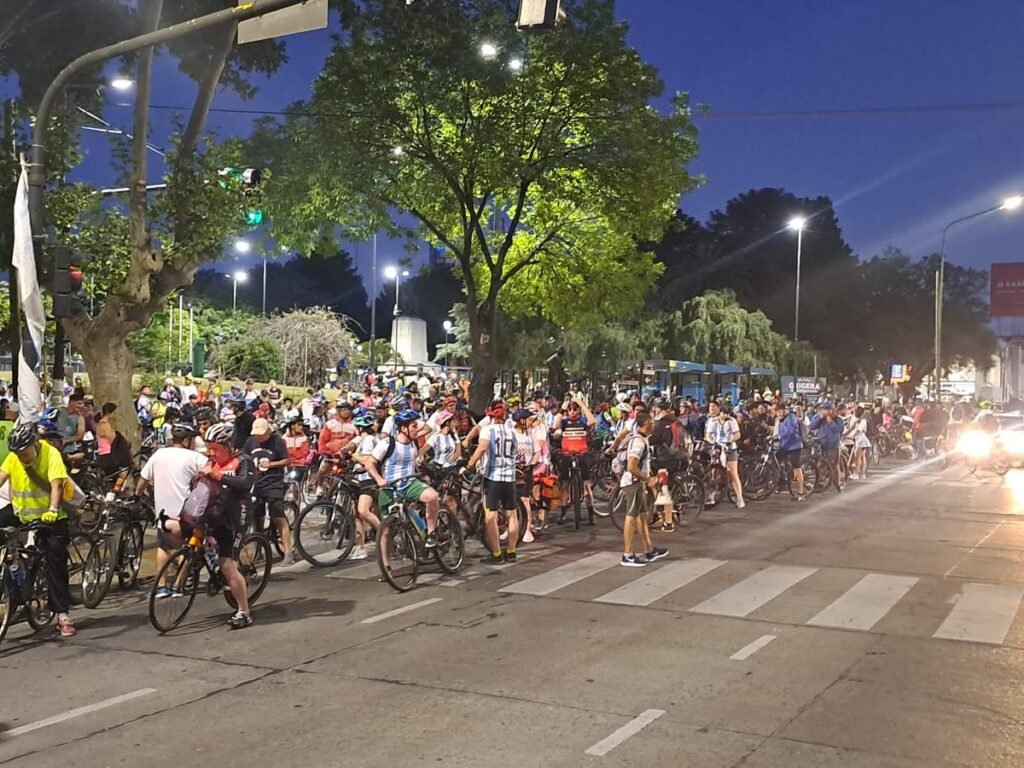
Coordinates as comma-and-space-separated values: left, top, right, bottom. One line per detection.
775, 403, 806, 500
137, 424, 207, 598
244, 418, 296, 567
706, 401, 745, 510
617, 413, 668, 567
809, 402, 843, 491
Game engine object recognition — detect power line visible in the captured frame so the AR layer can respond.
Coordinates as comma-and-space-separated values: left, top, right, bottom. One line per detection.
124, 100, 1024, 121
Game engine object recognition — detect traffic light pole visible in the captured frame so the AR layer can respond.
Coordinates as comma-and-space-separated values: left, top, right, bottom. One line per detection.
26, 0, 305, 275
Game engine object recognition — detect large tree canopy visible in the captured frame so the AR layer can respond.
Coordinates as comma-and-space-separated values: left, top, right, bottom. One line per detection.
261, 0, 699, 408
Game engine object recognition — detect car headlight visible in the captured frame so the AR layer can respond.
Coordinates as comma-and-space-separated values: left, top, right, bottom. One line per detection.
960, 431, 992, 458
1000, 432, 1024, 455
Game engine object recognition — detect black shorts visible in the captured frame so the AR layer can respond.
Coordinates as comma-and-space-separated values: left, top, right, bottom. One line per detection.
484, 479, 517, 511
357, 479, 378, 499
557, 452, 592, 480
253, 496, 288, 520
516, 466, 534, 499
778, 449, 802, 470
179, 519, 239, 559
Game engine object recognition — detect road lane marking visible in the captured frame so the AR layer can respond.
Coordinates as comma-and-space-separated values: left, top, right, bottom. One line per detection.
362, 597, 443, 624
933, 583, 1024, 644
7, 688, 157, 737
584, 709, 665, 756
594, 558, 725, 607
690, 565, 817, 617
808, 573, 918, 631
422, 545, 562, 587
730, 634, 776, 660
499, 552, 620, 596
944, 522, 1005, 577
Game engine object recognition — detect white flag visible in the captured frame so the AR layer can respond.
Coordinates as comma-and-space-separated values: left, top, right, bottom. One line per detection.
12, 165, 45, 423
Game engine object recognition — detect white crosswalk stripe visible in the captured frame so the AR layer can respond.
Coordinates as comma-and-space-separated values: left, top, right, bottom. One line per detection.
933, 583, 1024, 645
498, 552, 620, 596
807, 573, 918, 630
690, 565, 818, 618
594, 558, 725, 607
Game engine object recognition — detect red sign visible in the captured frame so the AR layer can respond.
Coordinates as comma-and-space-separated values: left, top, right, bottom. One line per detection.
991, 263, 1024, 317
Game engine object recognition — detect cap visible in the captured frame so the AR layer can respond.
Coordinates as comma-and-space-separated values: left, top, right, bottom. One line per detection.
250, 418, 271, 436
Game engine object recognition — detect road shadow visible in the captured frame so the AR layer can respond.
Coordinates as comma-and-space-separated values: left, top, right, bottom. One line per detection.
251, 596, 355, 625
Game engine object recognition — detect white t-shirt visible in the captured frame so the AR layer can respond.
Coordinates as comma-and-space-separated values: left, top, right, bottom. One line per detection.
141, 446, 208, 520
180, 384, 199, 402
620, 434, 651, 488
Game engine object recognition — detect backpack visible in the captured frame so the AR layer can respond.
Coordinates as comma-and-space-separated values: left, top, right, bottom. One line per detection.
180, 476, 223, 527
666, 420, 686, 459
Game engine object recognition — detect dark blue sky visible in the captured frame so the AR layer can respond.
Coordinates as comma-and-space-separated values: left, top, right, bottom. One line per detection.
40, 1, 1024, 281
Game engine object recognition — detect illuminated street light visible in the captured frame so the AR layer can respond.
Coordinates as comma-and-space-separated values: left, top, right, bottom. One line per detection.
392, 146, 405, 157
1002, 195, 1023, 211
110, 77, 135, 91
787, 216, 806, 231
508, 57, 524, 72
234, 239, 251, 254
788, 215, 806, 340
480, 42, 498, 59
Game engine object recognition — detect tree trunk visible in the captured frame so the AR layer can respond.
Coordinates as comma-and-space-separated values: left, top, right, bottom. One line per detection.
71, 325, 140, 447
467, 301, 498, 412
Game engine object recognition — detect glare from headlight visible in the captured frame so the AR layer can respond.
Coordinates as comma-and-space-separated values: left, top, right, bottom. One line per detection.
1000, 431, 1024, 455
961, 431, 992, 458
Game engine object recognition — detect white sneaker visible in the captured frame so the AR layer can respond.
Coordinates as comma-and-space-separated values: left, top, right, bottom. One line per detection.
522, 529, 535, 544
350, 546, 369, 560
736, 500, 746, 509
499, 531, 508, 542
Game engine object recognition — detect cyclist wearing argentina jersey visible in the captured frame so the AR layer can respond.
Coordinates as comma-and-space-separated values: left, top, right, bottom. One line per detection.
364, 409, 442, 548
466, 402, 527, 564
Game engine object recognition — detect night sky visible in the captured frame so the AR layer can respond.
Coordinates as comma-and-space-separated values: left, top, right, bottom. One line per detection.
28, 1, 1024, 282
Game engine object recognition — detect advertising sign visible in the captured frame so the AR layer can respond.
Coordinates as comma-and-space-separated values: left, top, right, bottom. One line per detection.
781, 376, 826, 398
990, 263, 1024, 317
890, 363, 911, 383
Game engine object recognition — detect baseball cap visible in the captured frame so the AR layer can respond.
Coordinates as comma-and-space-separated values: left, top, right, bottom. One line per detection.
250, 418, 271, 436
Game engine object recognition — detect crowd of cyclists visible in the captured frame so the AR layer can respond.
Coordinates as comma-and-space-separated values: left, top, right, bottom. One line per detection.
0, 369, 990, 640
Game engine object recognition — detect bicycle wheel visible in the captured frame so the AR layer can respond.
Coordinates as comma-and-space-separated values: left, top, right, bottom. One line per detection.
294, 502, 355, 567
82, 536, 116, 609
0, 575, 11, 645
813, 456, 831, 492
994, 452, 1010, 476
276, 502, 299, 558
66, 533, 91, 606
433, 508, 464, 574
799, 460, 817, 499
740, 457, 769, 501
377, 516, 419, 593
25, 559, 55, 631
572, 473, 582, 530
226, 533, 272, 608
591, 471, 616, 508
673, 473, 706, 525
149, 549, 199, 633
118, 523, 144, 591
707, 465, 730, 504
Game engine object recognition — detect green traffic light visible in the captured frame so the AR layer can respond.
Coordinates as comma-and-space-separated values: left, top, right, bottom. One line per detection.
244, 209, 264, 226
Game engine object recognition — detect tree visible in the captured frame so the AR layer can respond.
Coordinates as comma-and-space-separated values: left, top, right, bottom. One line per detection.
21, 1, 287, 442
262, 0, 699, 409
259, 307, 359, 387
127, 300, 258, 371
214, 338, 282, 381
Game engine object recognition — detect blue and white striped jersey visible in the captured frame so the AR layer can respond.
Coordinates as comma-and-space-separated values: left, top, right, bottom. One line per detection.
371, 437, 419, 486
481, 423, 522, 482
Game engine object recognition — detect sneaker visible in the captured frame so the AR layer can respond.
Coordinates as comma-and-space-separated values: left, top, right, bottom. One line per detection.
504, 550, 518, 563
169, 587, 184, 598
350, 546, 369, 561
522, 529, 535, 544
479, 553, 504, 565
279, 554, 295, 567
619, 554, 647, 568
153, 586, 172, 599
57, 616, 77, 638
736, 500, 746, 509
645, 547, 669, 562
227, 611, 253, 630
655, 523, 675, 533
424, 532, 438, 550
499, 531, 509, 542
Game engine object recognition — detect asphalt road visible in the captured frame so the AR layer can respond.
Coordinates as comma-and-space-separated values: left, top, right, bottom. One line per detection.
2, 458, 1023, 768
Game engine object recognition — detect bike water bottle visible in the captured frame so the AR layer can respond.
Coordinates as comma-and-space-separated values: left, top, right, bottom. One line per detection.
9, 559, 25, 589
409, 507, 427, 534
204, 537, 219, 572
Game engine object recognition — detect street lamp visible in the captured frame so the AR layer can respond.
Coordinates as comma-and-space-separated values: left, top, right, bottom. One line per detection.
391, 146, 405, 157
508, 57, 524, 72
227, 270, 248, 315
480, 42, 498, 59
384, 265, 410, 317
787, 216, 806, 342
234, 239, 251, 255
109, 76, 135, 91
934, 195, 1023, 398
443, 320, 453, 369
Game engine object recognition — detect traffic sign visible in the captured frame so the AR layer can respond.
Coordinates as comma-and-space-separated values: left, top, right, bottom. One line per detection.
238, 0, 328, 45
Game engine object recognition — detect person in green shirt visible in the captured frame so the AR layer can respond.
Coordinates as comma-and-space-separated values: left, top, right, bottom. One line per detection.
0, 423, 76, 637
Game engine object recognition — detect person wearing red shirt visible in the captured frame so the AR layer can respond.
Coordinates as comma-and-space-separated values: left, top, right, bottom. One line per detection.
554, 394, 597, 525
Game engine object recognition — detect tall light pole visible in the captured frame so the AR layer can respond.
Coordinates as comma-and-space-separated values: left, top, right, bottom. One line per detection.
934, 195, 1023, 399
443, 319, 453, 370
384, 265, 410, 317
228, 270, 248, 315
370, 233, 378, 373
788, 216, 806, 342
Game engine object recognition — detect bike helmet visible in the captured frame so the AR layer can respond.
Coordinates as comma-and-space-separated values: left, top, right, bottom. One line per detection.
434, 411, 454, 428
8, 422, 38, 452
42, 406, 59, 421
204, 422, 234, 446
193, 406, 216, 423
171, 422, 199, 441
392, 396, 409, 410
286, 414, 305, 428
393, 408, 420, 427
487, 400, 506, 420
513, 408, 532, 422
354, 413, 376, 429
36, 419, 62, 440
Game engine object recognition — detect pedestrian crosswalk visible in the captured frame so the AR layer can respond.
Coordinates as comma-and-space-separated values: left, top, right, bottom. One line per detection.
318, 545, 1024, 647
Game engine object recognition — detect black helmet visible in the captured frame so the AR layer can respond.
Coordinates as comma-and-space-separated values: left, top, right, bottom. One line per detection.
170, 423, 199, 442
193, 406, 216, 423
8, 422, 38, 452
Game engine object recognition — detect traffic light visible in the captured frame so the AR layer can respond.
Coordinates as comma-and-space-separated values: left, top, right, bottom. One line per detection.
53, 245, 91, 318
219, 167, 265, 227
517, 0, 565, 29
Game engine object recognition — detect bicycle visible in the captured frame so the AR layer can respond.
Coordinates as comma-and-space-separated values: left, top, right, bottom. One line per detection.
740, 441, 816, 500
0, 522, 59, 644
554, 450, 589, 529
608, 468, 706, 531
293, 475, 357, 567
148, 525, 271, 633
377, 486, 464, 593
81, 497, 151, 609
